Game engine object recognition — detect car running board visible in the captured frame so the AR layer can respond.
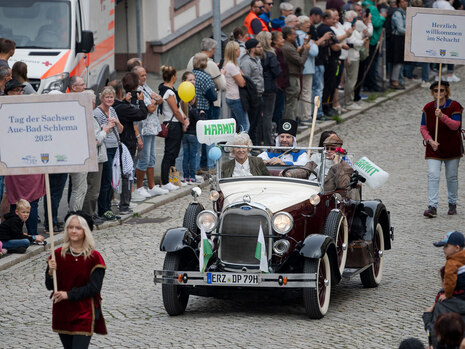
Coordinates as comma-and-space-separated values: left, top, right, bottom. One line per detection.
342, 264, 372, 280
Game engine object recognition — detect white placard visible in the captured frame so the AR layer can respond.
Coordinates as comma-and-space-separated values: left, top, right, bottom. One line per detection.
196, 118, 236, 145
0, 93, 97, 175
405, 8, 465, 64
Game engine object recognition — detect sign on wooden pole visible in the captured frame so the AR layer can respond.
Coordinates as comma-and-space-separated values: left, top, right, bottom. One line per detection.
0, 92, 97, 292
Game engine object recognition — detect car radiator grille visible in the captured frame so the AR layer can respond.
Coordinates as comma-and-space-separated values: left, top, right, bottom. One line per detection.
219, 207, 271, 265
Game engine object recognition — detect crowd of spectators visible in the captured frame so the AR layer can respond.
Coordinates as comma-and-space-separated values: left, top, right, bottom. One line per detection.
0, 0, 464, 255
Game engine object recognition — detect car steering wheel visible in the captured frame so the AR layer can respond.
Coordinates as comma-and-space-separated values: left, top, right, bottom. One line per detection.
281, 166, 318, 179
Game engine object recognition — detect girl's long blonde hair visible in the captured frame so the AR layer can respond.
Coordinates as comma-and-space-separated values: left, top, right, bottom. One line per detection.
61, 215, 95, 259
224, 41, 240, 67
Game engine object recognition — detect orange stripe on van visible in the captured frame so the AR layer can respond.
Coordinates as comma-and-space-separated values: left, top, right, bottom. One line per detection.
70, 34, 114, 77
109, 9, 114, 15
108, 21, 114, 30
40, 50, 71, 79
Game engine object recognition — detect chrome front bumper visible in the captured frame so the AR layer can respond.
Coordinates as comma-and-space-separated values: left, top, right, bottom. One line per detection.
154, 270, 317, 288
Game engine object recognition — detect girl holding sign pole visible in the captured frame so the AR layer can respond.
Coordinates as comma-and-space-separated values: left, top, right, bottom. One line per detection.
421, 81, 463, 218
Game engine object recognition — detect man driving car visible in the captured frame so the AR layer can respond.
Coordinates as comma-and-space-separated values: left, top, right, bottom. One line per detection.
257, 119, 309, 166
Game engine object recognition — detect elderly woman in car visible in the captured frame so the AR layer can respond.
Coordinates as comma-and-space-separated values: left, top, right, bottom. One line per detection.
221, 133, 270, 178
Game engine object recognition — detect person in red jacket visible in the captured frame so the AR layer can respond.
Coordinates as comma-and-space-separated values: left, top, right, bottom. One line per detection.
420, 81, 463, 218
244, 0, 269, 37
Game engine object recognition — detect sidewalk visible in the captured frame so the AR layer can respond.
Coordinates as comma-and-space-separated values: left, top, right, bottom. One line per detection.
0, 73, 443, 271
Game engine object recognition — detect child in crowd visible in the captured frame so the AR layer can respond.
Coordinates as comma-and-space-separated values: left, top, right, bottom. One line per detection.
180, 71, 206, 184
433, 231, 465, 300
0, 199, 44, 253
0, 241, 6, 257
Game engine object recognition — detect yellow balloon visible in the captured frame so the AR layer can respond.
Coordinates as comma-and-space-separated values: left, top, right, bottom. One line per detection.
178, 81, 195, 102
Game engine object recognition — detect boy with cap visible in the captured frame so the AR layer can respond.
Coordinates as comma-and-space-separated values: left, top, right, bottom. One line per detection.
433, 231, 465, 301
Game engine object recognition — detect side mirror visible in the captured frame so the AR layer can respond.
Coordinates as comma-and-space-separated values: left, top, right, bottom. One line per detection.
77, 30, 94, 53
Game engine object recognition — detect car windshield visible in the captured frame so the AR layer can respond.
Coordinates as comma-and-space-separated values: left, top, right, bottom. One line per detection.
218, 145, 327, 183
0, 0, 70, 49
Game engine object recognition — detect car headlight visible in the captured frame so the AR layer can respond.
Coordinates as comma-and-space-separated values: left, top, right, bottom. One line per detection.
272, 212, 293, 235
196, 210, 218, 232
310, 194, 320, 206
43, 72, 70, 93
209, 190, 219, 202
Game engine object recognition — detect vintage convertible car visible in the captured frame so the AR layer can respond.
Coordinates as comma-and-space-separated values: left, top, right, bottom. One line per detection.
154, 146, 393, 319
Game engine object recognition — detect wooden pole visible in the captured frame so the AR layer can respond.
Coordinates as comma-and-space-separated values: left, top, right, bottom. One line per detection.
307, 96, 321, 157
435, 63, 442, 142
45, 174, 57, 293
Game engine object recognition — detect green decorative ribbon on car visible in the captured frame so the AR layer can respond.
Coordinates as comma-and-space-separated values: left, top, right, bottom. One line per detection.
199, 228, 213, 273
255, 224, 269, 273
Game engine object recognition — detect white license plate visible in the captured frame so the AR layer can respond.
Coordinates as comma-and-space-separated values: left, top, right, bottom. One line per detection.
206, 273, 260, 285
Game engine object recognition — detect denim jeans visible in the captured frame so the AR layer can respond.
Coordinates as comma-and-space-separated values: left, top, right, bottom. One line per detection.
136, 135, 156, 171
182, 133, 200, 180
226, 98, 249, 133
312, 65, 325, 117
427, 158, 460, 207
0, 175, 4, 203
98, 147, 117, 216
11, 199, 39, 235
2, 238, 30, 251
43, 173, 68, 229
404, 62, 429, 82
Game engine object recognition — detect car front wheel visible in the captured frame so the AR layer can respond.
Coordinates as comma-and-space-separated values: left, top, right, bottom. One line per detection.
302, 254, 332, 319
161, 252, 190, 315
323, 210, 348, 275
360, 222, 385, 288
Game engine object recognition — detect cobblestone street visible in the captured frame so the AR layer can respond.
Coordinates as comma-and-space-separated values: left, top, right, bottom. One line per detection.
1, 75, 465, 348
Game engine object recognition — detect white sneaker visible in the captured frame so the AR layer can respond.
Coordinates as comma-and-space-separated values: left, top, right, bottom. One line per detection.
195, 175, 204, 183
347, 103, 362, 110
421, 80, 430, 88
129, 202, 138, 209
448, 74, 461, 82
131, 191, 146, 202
162, 182, 180, 191
148, 185, 169, 196
135, 187, 151, 198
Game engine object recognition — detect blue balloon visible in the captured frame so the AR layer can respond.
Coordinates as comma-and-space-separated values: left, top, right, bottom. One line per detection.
208, 146, 222, 161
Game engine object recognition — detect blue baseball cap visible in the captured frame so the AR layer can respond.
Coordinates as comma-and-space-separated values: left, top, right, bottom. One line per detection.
433, 231, 465, 247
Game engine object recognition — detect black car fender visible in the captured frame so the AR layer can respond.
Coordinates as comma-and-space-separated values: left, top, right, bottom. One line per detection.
351, 200, 392, 250
160, 227, 197, 255
299, 234, 342, 283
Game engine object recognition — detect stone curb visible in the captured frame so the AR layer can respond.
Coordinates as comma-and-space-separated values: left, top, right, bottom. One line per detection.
0, 81, 424, 272
296, 81, 422, 144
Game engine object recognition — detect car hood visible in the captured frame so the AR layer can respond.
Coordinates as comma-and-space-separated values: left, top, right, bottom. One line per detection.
219, 177, 320, 213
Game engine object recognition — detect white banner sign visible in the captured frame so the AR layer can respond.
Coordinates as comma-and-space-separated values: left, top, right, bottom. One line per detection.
405, 8, 465, 64
196, 118, 236, 145
0, 93, 97, 175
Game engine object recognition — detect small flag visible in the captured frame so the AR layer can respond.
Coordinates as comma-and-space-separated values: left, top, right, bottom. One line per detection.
199, 228, 213, 273
254, 224, 269, 273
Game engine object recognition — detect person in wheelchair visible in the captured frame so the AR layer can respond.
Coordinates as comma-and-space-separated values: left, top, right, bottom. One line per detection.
257, 119, 308, 166
222, 133, 270, 178
283, 133, 354, 191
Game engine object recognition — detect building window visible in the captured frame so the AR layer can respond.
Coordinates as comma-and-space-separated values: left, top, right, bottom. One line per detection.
174, 0, 193, 11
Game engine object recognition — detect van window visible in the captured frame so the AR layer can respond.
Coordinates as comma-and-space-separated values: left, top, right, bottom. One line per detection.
0, 1, 70, 49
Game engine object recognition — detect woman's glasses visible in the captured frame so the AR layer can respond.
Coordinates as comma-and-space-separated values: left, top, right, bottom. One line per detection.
325, 146, 336, 151
433, 89, 445, 93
